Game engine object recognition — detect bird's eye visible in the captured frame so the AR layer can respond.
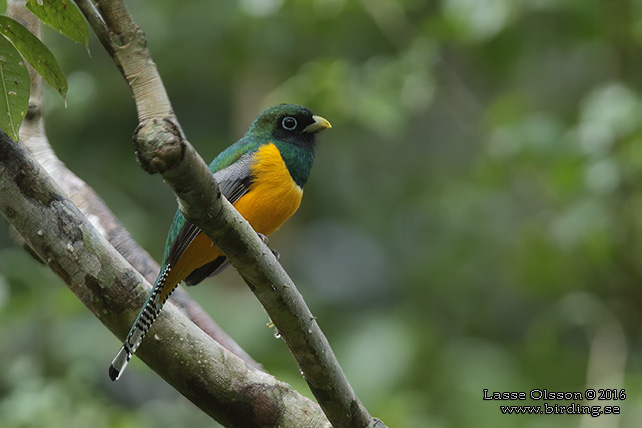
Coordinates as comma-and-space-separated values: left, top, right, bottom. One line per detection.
282, 117, 297, 130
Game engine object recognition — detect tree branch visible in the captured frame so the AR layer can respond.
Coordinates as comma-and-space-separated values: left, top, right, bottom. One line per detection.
74, 1, 386, 427
5, 0, 260, 370
0, 132, 330, 427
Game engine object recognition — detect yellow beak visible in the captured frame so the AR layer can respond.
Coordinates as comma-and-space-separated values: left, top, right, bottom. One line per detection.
303, 115, 332, 133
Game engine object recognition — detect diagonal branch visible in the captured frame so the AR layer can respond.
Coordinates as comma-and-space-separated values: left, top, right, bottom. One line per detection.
0, 131, 330, 427
74, 1, 386, 427
5, 0, 260, 369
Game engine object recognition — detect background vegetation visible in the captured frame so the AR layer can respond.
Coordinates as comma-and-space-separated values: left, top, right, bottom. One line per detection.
1, 0, 642, 426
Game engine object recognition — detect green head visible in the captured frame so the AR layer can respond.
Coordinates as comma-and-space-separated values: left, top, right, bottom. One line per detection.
246, 104, 332, 152
245, 104, 331, 187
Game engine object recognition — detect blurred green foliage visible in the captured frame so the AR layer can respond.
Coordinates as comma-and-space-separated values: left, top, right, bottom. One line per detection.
2, 0, 642, 427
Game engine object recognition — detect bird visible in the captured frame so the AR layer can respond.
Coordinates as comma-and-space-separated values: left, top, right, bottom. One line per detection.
109, 104, 331, 381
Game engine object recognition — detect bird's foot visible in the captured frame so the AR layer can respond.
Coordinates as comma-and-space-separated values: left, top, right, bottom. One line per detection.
257, 233, 269, 245
257, 233, 280, 260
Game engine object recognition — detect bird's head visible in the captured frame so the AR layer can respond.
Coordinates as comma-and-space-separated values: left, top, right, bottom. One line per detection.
246, 104, 331, 149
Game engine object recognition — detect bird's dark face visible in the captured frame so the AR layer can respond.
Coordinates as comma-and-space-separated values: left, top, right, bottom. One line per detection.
247, 104, 331, 149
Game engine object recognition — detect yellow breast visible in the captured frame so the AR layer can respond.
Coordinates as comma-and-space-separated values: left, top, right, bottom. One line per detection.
162, 142, 303, 293
233, 142, 304, 235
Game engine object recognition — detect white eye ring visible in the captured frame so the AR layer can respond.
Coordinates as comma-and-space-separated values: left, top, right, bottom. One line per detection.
282, 117, 297, 130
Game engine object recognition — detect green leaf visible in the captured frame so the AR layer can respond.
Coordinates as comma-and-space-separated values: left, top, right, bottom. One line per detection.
0, 0, 6, 15
0, 16, 67, 98
26, 0, 89, 48
0, 35, 30, 142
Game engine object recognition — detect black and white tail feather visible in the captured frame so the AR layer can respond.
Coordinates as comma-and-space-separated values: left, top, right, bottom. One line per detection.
109, 264, 174, 381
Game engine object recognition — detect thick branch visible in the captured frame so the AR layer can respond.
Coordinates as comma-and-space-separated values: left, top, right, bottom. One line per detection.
6, 0, 259, 369
0, 132, 329, 427
76, 1, 385, 427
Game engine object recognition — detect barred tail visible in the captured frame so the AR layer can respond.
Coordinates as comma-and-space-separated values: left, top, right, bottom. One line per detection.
109, 264, 174, 381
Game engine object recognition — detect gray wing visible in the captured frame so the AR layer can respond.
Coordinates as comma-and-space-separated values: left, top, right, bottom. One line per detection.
177, 152, 256, 286
212, 152, 254, 204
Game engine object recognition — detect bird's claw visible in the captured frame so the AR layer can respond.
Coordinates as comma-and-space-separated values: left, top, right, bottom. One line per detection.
257, 233, 280, 260
257, 233, 269, 246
